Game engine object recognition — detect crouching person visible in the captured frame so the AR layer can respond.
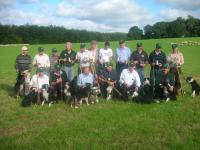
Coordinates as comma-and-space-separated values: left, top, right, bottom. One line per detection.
21, 67, 49, 107
98, 62, 117, 100
154, 64, 176, 103
50, 64, 68, 101
77, 66, 94, 105
119, 61, 141, 101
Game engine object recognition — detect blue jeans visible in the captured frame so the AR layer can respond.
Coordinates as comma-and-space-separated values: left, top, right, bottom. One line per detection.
136, 68, 145, 83
150, 67, 162, 86
64, 66, 74, 82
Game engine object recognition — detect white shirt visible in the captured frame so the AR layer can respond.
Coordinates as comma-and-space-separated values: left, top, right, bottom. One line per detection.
98, 48, 113, 63
33, 54, 50, 68
30, 74, 49, 89
119, 69, 141, 87
76, 50, 92, 67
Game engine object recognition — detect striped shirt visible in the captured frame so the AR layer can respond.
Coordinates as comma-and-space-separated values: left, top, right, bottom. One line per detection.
149, 50, 166, 67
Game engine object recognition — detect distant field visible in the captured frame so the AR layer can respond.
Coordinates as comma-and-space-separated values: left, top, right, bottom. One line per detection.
0, 37, 200, 149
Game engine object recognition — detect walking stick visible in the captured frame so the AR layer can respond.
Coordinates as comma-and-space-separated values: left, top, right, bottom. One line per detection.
36, 75, 41, 105
176, 66, 184, 96
99, 75, 123, 97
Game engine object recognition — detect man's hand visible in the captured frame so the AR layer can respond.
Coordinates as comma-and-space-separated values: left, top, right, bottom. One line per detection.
140, 64, 145, 67
56, 78, 62, 84
134, 60, 139, 64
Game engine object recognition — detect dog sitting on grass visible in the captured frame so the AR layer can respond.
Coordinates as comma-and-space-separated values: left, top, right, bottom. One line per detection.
186, 76, 200, 97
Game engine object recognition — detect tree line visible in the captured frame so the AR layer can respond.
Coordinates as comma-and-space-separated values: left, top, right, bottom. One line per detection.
127, 16, 200, 40
0, 15, 199, 44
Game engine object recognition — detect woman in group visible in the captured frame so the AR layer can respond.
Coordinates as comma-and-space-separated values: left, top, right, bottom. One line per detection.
167, 44, 184, 94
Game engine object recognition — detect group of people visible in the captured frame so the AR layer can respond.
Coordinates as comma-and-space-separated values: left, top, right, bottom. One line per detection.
14, 40, 184, 106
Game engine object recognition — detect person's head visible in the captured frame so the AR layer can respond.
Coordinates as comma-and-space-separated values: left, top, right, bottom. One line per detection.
37, 67, 45, 77
38, 47, 44, 55
83, 66, 90, 75
104, 41, 110, 49
136, 42, 143, 52
54, 64, 61, 73
21, 46, 28, 55
105, 63, 113, 72
80, 43, 86, 52
91, 40, 98, 50
51, 48, 58, 56
172, 44, 179, 54
162, 63, 170, 75
128, 61, 136, 72
66, 42, 72, 51
119, 40, 125, 48
155, 43, 162, 52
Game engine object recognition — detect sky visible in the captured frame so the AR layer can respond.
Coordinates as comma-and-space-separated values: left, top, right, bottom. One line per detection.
0, 0, 199, 33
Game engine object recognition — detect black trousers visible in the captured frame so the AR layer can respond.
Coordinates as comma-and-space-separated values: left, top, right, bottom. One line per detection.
116, 63, 128, 80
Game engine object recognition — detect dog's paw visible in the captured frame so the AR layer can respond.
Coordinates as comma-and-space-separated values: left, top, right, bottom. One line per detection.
166, 98, 170, 102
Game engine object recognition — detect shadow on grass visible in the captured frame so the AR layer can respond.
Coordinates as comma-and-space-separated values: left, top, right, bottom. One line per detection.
0, 83, 15, 97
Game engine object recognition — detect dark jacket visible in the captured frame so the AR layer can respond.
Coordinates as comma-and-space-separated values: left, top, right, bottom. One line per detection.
15, 54, 32, 71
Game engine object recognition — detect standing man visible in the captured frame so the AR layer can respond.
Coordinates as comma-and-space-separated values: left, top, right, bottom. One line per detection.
60, 42, 76, 82
76, 43, 92, 74
119, 61, 141, 100
14, 46, 32, 96
90, 40, 99, 63
115, 40, 131, 80
33, 47, 50, 75
49, 48, 59, 72
149, 43, 167, 87
130, 42, 148, 83
98, 41, 113, 74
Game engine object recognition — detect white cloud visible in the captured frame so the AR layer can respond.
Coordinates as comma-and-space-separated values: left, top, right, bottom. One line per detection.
159, 8, 200, 21
55, 0, 157, 32
160, 8, 189, 20
156, 0, 200, 10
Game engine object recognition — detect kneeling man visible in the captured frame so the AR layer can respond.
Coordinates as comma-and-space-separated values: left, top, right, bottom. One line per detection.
119, 61, 141, 100
50, 64, 68, 100
77, 66, 94, 105
22, 67, 49, 106
98, 62, 117, 100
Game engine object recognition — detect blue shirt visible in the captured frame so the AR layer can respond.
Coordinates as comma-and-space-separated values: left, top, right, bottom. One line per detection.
115, 47, 131, 63
77, 73, 94, 87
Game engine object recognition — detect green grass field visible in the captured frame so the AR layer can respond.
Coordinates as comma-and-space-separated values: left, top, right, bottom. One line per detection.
0, 37, 200, 150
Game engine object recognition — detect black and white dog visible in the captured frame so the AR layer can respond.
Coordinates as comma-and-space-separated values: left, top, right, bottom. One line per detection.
158, 82, 176, 102
41, 84, 54, 107
89, 85, 101, 103
136, 78, 153, 103
186, 76, 200, 97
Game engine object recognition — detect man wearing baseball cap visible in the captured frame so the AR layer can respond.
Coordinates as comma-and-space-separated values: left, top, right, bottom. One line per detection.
115, 40, 131, 80
28, 67, 49, 105
98, 62, 117, 99
14, 46, 32, 96
50, 64, 68, 100
119, 61, 141, 100
50, 48, 59, 72
98, 41, 113, 74
130, 42, 149, 83
149, 43, 166, 87
33, 47, 50, 75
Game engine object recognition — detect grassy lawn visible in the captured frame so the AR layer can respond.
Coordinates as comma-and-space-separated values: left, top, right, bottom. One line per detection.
0, 37, 200, 150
